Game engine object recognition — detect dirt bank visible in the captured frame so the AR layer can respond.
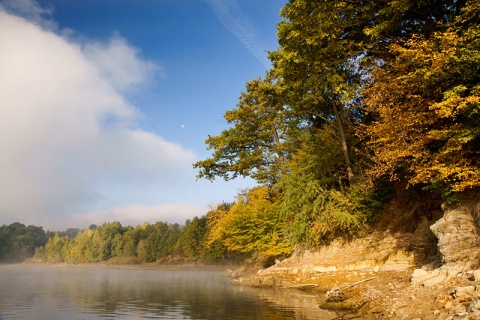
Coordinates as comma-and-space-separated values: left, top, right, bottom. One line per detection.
227, 229, 480, 319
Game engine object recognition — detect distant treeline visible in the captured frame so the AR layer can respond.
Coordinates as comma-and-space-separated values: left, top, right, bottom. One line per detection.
0, 223, 48, 263
0, 187, 290, 265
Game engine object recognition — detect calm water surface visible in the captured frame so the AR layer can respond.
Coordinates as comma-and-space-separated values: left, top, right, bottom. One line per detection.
0, 264, 336, 319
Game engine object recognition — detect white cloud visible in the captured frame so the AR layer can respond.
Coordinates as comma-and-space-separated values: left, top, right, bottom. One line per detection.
205, 0, 271, 68
83, 36, 161, 93
0, 8, 197, 229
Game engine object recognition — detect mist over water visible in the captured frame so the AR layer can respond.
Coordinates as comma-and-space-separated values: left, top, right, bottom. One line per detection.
0, 265, 336, 319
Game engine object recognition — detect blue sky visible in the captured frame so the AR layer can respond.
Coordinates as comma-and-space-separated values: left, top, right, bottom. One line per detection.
0, 0, 285, 230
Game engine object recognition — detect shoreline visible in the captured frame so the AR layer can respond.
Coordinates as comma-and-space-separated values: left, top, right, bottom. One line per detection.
8, 259, 480, 319
9, 261, 237, 273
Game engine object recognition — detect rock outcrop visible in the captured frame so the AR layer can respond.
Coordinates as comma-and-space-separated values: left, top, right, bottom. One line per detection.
412, 192, 480, 288
431, 195, 480, 264
231, 192, 480, 319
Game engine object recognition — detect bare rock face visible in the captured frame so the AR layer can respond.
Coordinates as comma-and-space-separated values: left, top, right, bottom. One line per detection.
430, 193, 480, 265
412, 192, 480, 287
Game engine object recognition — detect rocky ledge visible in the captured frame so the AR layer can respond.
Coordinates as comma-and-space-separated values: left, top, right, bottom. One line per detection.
228, 193, 480, 319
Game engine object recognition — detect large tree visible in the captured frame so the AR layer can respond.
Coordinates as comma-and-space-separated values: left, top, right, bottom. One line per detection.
195, 0, 463, 187
194, 72, 295, 185
363, 0, 480, 195
271, 0, 466, 185
270, 0, 368, 184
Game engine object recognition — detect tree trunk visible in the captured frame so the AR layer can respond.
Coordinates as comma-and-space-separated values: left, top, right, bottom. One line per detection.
332, 102, 354, 184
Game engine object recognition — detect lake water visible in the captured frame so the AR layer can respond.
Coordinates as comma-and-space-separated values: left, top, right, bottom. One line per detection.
0, 264, 337, 319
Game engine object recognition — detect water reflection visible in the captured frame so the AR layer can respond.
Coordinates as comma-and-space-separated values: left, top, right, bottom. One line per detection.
0, 265, 336, 319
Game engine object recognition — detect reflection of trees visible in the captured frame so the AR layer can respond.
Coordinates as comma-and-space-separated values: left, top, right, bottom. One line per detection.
233, 286, 337, 319
74, 269, 296, 319
0, 266, 335, 319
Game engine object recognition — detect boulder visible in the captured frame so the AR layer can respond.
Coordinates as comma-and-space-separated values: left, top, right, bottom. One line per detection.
430, 194, 480, 265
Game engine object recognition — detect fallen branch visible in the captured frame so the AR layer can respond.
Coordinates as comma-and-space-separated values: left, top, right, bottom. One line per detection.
288, 283, 319, 289
340, 277, 378, 290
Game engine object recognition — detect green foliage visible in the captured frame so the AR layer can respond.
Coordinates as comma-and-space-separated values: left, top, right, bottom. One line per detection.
194, 73, 295, 185
37, 233, 72, 263
0, 223, 47, 262
180, 216, 207, 258
96, 222, 126, 260
143, 222, 182, 262
280, 144, 375, 246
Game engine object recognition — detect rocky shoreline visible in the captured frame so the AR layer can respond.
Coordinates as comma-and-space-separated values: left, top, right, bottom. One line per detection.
229, 261, 480, 319
226, 193, 480, 319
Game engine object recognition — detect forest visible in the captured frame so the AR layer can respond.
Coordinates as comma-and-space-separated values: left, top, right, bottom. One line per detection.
1, 0, 479, 265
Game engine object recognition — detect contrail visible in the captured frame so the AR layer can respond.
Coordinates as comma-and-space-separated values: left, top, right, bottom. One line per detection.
205, 0, 271, 69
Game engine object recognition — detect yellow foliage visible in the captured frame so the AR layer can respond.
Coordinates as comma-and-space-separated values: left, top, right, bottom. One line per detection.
206, 187, 291, 257
363, 22, 480, 193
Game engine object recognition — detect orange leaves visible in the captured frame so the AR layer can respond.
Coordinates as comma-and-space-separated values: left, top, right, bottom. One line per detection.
363, 8, 480, 193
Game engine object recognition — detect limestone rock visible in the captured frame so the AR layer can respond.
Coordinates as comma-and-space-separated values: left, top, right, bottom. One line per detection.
474, 269, 480, 281
325, 285, 347, 302
430, 195, 480, 265
313, 265, 337, 273
412, 268, 428, 278
467, 298, 480, 313
261, 276, 275, 287
454, 286, 475, 298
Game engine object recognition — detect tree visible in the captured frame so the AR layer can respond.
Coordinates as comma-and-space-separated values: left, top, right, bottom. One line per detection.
0, 223, 47, 262
180, 216, 207, 258
271, 0, 372, 184
201, 203, 231, 261
196, 0, 460, 187
96, 222, 125, 260
363, 0, 480, 196
69, 229, 100, 262
279, 132, 378, 246
270, 0, 465, 185
207, 187, 291, 257
144, 222, 182, 262
40, 233, 71, 263
194, 72, 295, 185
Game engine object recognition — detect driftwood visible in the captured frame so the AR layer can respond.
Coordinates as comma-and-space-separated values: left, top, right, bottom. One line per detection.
325, 277, 377, 303
288, 283, 319, 289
